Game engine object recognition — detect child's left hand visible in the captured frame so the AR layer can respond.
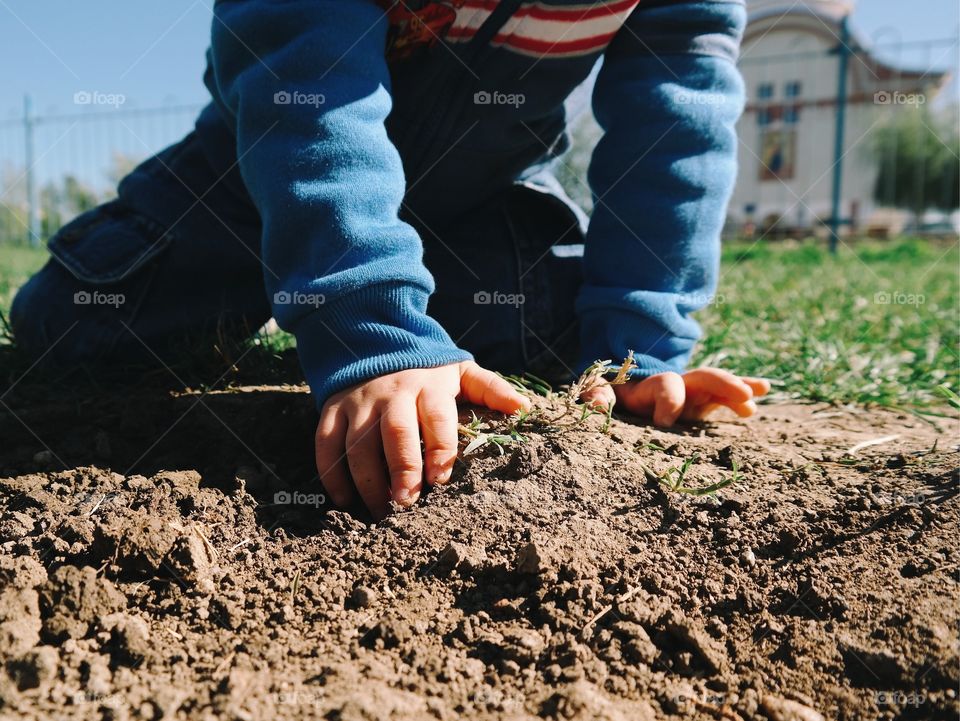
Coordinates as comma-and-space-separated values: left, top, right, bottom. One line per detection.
581, 368, 770, 427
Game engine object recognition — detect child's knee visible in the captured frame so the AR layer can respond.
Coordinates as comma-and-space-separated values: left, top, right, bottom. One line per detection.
10, 261, 123, 366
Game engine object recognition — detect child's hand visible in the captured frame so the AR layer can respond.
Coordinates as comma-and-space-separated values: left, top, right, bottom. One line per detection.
315, 361, 530, 520
581, 368, 770, 427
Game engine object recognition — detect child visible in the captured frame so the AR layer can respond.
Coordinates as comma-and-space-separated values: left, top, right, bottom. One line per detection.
11, 0, 768, 519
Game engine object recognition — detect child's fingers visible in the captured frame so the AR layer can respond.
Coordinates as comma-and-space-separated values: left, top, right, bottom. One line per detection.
460, 363, 530, 414
682, 401, 722, 421
345, 413, 392, 521
619, 373, 687, 425
615, 373, 678, 420
581, 384, 616, 411
650, 373, 686, 427
729, 399, 758, 418
741, 377, 771, 397
417, 390, 459, 486
684, 396, 759, 421
380, 398, 424, 507
684, 368, 753, 403
315, 408, 355, 508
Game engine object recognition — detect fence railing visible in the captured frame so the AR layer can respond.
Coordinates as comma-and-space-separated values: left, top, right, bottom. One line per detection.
0, 34, 957, 248
0, 99, 204, 247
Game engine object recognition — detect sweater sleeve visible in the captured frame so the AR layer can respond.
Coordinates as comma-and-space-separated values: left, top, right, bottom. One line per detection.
207, 0, 471, 406
575, 0, 747, 377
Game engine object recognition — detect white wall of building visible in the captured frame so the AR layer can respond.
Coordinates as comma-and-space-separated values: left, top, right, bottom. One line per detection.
729, 1, 947, 234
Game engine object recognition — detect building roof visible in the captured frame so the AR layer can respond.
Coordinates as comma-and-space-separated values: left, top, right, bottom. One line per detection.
747, 0, 853, 24
743, 0, 949, 94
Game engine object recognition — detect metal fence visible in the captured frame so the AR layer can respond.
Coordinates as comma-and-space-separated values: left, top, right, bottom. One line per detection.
0, 99, 203, 246
0, 34, 957, 248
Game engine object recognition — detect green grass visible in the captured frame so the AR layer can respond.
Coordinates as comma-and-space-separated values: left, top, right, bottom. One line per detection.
696, 237, 959, 409
0, 244, 48, 328
0, 238, 957, 410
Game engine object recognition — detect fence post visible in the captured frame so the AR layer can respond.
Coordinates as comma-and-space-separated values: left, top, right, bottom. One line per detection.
23, 94, 41, 247
828, 15, 851, 253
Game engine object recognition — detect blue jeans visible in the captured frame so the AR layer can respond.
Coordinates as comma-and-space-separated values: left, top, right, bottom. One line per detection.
11, 105, 586, 386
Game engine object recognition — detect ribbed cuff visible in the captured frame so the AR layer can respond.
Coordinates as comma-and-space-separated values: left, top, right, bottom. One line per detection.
575, 307, 694, 382
292, 282, 473, 408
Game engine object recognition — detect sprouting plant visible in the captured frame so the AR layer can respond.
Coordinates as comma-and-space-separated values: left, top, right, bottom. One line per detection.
457, 353, 638, 454
539, 352, 637, 429
503, 372, 554, 397
935, 384, 960, 410
641, 455, 741, 497
289, 568, 302, 604
782, 462, 827, 484
642, 441, 668, 452
566, 351, 636, 404
459, 410, 526, 456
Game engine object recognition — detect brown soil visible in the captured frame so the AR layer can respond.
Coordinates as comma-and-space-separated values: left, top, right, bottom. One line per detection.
0, 385, 957, 721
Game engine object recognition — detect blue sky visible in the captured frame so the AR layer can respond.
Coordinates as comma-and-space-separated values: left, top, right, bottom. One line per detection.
0, 0, 957, 119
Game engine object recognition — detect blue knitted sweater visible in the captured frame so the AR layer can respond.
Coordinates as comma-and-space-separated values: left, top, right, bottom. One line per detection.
206, 0, 746, 404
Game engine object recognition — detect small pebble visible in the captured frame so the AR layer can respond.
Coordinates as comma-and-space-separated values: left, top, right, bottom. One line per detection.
741, 549, 757, 568
351, 586, 377, 609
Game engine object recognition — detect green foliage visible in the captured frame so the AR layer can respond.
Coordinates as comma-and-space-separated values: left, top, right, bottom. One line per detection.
652, 455, 741, 497
872, 106, 960, 219
0, 245, 47, 331
40, 176, 100, 239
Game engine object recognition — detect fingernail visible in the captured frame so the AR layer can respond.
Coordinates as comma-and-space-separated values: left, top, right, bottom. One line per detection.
394, 488, 420, 507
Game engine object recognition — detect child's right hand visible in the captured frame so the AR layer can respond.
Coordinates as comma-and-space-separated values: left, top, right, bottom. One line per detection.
315, 361, 530, 520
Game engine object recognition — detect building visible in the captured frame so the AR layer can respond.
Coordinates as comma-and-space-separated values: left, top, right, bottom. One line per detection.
730, 0, 950, 237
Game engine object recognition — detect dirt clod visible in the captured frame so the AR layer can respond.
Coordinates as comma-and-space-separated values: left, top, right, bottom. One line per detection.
6, 646, 58, 692
351, 586, 377, 609
38, 566, 125, 642
760, 695, 825, 721
101, 613, 151, 666
163, 529, 215, 588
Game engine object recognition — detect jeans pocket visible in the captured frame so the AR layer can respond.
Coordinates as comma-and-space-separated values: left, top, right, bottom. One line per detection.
48, 200, 176, 285
12, 201, 178, 363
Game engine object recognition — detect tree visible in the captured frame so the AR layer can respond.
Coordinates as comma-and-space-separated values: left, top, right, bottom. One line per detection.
873, 104, 960, 224
39, 175, 99, 240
